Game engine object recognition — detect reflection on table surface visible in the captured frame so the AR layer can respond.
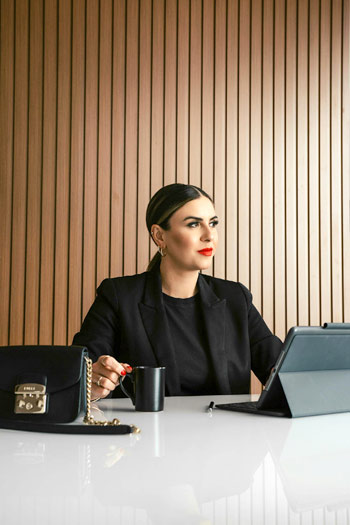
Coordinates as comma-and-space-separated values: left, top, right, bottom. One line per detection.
1, 395, 350, 525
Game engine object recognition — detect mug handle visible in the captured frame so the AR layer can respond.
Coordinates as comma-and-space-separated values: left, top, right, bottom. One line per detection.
119, 373, 135, 405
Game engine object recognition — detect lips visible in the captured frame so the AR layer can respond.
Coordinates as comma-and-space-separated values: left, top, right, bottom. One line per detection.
198, 248, 213, 256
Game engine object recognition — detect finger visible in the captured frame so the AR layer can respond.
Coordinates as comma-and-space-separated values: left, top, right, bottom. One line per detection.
120, 362, 133, 373
92, 356, 132, 388
92, 373, 118, 392
99, 355, 120, 371
93, 356, 123, 380
100, 356, 130, 377
91, 383, 110, 400
92, 365, 120, 386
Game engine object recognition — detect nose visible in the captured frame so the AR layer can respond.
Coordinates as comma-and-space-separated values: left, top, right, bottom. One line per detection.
201, 224, 214, 242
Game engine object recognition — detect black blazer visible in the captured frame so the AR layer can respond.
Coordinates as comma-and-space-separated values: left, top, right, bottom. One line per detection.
73, 267, 282, 396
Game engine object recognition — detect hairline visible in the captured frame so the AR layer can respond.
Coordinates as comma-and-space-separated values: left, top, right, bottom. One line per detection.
157, 193, 213, 230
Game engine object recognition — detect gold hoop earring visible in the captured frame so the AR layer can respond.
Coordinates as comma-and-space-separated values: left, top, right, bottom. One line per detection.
158, 246, 166, 257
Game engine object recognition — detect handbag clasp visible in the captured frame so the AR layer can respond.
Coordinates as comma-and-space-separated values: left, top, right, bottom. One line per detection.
14, 384, 47, 414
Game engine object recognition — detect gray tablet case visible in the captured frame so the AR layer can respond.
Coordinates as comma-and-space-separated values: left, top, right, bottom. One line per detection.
216, 323, 350, 418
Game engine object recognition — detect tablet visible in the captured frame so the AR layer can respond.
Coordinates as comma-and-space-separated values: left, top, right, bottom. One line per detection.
216, 323, 350, 418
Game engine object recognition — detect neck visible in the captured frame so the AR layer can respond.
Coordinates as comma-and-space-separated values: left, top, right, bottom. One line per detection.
159, 259, 199, 298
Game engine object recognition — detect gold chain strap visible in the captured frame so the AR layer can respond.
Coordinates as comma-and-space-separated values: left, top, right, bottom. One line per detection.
83, 356, 140, 433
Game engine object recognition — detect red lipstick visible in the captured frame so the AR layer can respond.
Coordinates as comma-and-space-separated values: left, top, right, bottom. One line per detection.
198, 248, 213, 256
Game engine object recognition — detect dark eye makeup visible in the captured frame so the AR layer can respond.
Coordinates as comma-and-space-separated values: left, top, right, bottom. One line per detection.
186, 219, 219, 228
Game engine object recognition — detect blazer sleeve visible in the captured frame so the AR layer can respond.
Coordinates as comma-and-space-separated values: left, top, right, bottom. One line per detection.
238, 283, 283, 385
72, 279, 121, 362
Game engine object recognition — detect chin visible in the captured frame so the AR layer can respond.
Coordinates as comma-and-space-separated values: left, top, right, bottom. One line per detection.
197, 260, 213, 271
183, 262, 210, 272
174, 256, 213, 272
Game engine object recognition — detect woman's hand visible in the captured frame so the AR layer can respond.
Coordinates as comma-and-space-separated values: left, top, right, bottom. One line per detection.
91, 355, 132, 401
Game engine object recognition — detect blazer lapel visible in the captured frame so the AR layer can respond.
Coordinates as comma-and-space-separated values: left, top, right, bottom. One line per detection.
197, 275, 231, 394
138, 269, 181, 396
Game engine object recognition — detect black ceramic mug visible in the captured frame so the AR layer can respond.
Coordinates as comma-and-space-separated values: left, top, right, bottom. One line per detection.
119, 366, 166, 412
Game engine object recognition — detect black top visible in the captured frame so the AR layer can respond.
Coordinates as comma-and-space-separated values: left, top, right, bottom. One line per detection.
73, 265, 282, 396
163, 293, 216, 395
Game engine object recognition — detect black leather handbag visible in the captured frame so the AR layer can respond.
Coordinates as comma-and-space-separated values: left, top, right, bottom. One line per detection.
0, 345, 140, 434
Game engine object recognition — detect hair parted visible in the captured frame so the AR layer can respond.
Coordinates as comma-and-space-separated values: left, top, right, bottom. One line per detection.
146, 183, 213, 271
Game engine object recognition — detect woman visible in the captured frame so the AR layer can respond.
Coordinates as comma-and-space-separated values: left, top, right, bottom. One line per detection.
73, 183, 282, 400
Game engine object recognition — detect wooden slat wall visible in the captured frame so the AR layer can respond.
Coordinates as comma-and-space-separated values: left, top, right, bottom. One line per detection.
0, 0, 349, 393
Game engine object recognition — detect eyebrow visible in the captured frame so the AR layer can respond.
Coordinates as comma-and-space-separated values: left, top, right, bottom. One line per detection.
183, 215, 218, 222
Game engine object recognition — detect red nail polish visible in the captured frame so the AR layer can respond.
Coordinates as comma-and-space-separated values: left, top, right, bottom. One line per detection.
120, 370, 126, 376
127, 366, 133, 371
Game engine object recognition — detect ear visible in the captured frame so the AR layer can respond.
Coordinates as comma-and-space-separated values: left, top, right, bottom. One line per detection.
150, 224, 165, 247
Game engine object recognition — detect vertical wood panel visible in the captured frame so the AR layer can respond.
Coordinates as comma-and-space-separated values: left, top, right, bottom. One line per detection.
201, 0, 214, 277
226, 0, 239, 283
319, 0, 332, 324
214, 0, 226, 279
164, 0, 177, 185
189, 0, 202, 187
54, 0, 71, 344
202, 0, 214, 198
238, 0, 250, 287
297, 0, 309, 325
110, 0, 126, 279
250, 0, 263, 395
9, 0, 29, 344
68, 0, 85, 343
331, 0, 344, 322
177, 0, 190, 184
308, 0, 321, 325
274, 0, 286, 339
150, 0, 164, 193
24, 0, 43, 344
96, 0, 112, 285
39, 0, 57, 343
137, 0, 152, 272
150, 0, 165, 262
0, 0, 14, 345
250, 0, 262, 312
82, 0, 98, 317
124, 0, 139, 275
285, 0, 297, 331
262, 0, 274, 331
343, 0, 350, 322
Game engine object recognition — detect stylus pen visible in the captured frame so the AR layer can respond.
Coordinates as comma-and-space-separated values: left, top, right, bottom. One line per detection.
207, 401, 215, 413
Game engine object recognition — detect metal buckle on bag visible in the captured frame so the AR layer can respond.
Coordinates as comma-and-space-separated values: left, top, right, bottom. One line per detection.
14, 384, 47, 414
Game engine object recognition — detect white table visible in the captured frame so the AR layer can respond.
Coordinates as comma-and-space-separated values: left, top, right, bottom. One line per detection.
1, 395, 350, 525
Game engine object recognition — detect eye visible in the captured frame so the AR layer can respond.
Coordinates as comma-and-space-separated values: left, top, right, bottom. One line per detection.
187, 222, 199, 228
210, 220, 219, 228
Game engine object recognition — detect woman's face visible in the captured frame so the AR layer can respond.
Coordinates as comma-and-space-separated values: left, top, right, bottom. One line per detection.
155, 196, 219, 272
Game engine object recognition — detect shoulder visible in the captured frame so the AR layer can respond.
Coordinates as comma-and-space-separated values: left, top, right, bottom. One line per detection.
200, 274, 252, 306
97, 271, 148, 295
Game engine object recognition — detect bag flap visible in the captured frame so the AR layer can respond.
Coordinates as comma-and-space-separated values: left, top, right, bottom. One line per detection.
0, 345, 88, 394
